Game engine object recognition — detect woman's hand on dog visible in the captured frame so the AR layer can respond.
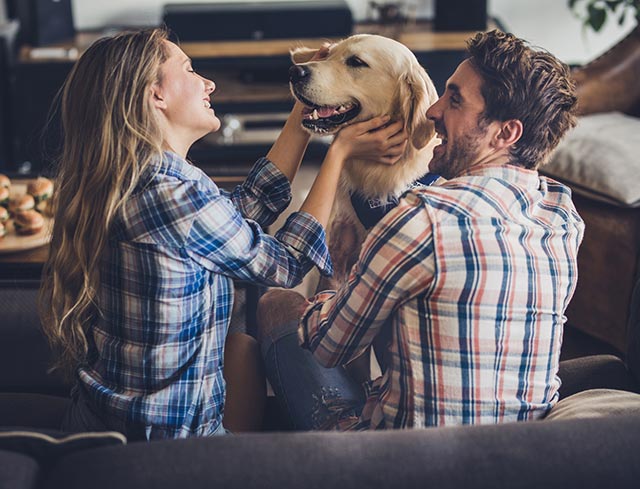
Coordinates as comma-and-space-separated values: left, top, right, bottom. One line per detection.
331, 116, 408, 165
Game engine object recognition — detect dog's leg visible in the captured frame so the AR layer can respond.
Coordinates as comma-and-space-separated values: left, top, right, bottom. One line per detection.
316, 214, 374, 382
316, 217, 362, 292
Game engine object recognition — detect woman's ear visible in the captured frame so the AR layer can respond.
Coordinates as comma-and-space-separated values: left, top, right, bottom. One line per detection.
395, 63, 438, 150
150, 83, 167, 110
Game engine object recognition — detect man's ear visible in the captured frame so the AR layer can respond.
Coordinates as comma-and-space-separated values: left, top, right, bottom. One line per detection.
494, 119, 523, 149
150, 83, 167, 110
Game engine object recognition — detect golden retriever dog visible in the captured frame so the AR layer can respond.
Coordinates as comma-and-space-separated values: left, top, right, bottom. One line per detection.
289, 34, 440, 286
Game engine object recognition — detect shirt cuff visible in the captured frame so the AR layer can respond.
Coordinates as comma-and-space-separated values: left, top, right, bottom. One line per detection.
275, 211, 333, 278
297, 291, 336, 349
243, 157, 292, 215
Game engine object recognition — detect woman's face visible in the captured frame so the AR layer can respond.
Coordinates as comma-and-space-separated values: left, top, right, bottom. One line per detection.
153, 41, 220, 152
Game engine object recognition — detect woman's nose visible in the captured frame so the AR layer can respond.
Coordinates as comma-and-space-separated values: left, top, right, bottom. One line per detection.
204, 78, 215, 94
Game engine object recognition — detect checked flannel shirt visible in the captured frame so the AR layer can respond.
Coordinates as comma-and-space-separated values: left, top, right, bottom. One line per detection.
300, 163, 584, 430
77, 152, 331, 439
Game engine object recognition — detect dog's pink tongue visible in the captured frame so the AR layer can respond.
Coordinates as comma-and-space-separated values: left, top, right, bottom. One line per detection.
318, 107, 336, 117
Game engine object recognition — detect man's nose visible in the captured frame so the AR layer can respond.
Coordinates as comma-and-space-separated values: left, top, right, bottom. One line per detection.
289, 65, 311, 84
426, 98, 441, 121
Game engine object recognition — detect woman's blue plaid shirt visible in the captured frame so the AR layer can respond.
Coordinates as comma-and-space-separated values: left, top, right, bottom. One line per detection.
76, 152, 331, 439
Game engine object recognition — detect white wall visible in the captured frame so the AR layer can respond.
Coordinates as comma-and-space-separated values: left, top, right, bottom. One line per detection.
71, 0, 636, 64
490, 0, 636, 64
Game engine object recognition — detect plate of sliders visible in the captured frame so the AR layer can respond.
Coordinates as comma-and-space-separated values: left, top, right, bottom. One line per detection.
0, 174, 54, 254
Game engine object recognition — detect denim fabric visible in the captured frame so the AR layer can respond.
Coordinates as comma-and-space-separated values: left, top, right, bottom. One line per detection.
261, 320, 365, 430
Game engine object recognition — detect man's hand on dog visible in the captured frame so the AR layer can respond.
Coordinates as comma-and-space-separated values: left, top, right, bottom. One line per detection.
332, 116, 408, 166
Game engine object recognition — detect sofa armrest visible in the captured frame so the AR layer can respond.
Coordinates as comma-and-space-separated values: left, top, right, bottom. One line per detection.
558, 354, 640, 399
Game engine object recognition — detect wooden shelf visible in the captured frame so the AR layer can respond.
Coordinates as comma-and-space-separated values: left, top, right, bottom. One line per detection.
19, 20, 487, 63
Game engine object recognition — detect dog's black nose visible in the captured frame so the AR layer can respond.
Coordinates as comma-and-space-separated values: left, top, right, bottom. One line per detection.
289, 65, 310, 83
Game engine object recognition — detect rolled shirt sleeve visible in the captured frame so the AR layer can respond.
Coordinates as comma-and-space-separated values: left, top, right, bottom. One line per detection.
221, 157, 293, 228
186, 158, 332, 286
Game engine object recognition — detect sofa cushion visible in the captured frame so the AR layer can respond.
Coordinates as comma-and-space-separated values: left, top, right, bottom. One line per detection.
0, 449, 40, 489
0, 286, 70, 395
557, 355, 640, 399
0, 429, 126, 466
544, 111, 640, 207
545, 388, 640, 421
0, 393, 70, 430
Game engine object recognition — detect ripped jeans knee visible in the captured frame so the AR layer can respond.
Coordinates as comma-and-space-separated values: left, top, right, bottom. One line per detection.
261, 328, 366, 431
310, 386, 362, 430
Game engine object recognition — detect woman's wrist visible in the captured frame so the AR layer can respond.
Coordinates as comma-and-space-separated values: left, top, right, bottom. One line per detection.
326, 141, 348, 166
287, 102, 309, 133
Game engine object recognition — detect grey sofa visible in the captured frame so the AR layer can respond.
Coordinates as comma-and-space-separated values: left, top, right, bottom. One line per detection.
1, 280, 640, 489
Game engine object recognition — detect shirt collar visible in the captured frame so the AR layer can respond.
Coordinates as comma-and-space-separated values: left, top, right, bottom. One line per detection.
153, 151, 205, 182
454, 163, 540, 189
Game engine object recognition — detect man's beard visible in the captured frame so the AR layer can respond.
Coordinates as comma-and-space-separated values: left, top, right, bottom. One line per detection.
429, 122, 488, 180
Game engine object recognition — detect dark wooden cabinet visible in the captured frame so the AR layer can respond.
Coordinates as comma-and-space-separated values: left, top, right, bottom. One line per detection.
6, 21, 479, 175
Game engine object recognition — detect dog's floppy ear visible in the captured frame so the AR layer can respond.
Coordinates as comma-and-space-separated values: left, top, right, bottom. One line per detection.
290, 42, 335, 64
290, 46, 319, 64
396, 63, 439, 150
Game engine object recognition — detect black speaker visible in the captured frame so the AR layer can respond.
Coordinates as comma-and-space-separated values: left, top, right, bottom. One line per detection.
163, 1, 353, 42
0, 20, 18, 172
15, 0, 75, 46
11, 60, 70, 174
435, 0, 487, 32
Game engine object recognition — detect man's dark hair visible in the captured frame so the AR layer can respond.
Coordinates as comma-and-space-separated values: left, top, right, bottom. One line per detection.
466, 30, 577, 169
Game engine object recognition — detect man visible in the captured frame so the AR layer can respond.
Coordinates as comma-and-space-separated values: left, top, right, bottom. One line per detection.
257, 30, 584, 430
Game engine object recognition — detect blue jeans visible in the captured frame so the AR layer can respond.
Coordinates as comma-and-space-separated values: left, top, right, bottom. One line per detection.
260, 320, 366, 430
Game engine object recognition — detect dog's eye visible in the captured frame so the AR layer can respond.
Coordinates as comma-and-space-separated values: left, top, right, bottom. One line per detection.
346, 55, 369, 68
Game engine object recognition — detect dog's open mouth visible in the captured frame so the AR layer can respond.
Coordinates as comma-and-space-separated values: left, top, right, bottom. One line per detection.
294, 91, 361, 133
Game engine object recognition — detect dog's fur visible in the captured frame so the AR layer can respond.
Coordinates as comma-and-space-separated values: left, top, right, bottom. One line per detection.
290, 34, 440, 285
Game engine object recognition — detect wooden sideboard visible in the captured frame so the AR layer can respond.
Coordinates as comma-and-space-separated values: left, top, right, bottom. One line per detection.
19, 20, 481, 63
15, 20, 483, 115
4, 20, 491, 277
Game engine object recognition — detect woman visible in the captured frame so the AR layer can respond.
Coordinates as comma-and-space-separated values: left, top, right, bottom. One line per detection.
40, 28, 406, 440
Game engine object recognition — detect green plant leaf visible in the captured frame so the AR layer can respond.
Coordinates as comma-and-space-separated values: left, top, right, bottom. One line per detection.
587, 4, 608, 30
605, 0, 623, 11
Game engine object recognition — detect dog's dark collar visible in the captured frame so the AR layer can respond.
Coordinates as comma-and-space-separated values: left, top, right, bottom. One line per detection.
350, 172, 440, 230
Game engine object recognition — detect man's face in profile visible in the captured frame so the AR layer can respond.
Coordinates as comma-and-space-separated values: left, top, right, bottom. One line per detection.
426, 60, 497, 179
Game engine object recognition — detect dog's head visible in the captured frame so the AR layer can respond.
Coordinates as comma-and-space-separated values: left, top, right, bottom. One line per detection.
289, 34, 438, 150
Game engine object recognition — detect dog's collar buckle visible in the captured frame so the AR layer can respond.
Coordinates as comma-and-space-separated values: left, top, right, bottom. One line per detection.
350, 172, 439, 229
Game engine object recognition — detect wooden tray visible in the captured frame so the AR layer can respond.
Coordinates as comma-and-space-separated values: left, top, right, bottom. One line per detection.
0, 217, 52, 254
0, 182, 53, 255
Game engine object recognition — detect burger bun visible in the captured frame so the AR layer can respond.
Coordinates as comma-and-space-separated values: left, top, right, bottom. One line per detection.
9, 194, 36, 215
13, 209, 45, 236
27, 177, 54, 204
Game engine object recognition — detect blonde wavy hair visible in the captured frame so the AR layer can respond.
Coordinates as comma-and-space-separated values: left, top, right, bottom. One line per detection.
40, 28, 169, 378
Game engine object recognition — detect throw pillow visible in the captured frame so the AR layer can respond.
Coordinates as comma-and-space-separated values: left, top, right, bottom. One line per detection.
543, 112, 640, 207
545, 388, 640, 421
0, 428, 126, 463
